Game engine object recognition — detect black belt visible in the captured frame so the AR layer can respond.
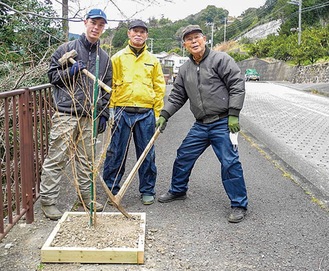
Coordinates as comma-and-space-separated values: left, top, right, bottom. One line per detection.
123, 106, 151, 114
197, 113, 227, 124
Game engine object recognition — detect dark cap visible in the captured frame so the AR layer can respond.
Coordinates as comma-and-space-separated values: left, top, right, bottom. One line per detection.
182, 25, 203, 40
129, 19, 148, 32
86, 9, 107, 24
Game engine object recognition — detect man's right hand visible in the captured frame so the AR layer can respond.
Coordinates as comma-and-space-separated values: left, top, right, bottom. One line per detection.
69, 60, 86, 77
156, 116, 167, 133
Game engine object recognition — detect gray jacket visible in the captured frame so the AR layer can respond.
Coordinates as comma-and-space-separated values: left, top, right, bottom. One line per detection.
161, 46, 245, 121
48, 33, 112, 119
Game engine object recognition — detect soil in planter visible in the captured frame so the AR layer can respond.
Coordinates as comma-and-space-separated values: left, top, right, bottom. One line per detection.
50, 213, 144, 249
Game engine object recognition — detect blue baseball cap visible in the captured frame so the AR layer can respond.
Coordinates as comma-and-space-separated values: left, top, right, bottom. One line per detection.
86, 9, 107, 24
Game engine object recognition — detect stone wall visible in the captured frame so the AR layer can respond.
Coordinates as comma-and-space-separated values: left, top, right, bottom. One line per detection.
293, 62, 329, 83
237, 58, 329, 83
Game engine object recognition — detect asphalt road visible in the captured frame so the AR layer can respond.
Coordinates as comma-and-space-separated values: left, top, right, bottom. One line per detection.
0, 82, 328, 271
153, 82, 329, 270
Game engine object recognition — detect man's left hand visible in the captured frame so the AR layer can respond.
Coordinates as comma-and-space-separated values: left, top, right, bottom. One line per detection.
228, 116, 240, 133
98, 116, 107, 134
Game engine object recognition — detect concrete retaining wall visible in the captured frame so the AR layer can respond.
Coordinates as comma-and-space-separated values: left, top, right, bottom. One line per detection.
237, 58, 329, 83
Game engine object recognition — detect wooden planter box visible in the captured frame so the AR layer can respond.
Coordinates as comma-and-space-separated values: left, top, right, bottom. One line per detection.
41, 212, 146, 264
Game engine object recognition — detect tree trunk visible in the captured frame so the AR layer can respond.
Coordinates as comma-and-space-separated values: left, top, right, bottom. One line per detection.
62, 0, 69, 41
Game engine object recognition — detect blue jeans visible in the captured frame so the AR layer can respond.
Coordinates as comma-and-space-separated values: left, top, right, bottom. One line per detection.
103, 108, 157, 196
169, 117, 248, 209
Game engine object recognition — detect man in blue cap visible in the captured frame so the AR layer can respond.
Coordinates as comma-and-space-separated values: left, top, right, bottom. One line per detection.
39, 9, 112, 220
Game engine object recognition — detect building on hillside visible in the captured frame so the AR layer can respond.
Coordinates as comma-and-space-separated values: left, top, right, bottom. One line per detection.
153, 52, 188, 84
153, 52, 168, 65
166, 53, 189, 76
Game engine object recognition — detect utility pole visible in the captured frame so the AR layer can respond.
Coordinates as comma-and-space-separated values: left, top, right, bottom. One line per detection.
298, 0, 302, 46
223, 17, 227, 43
148, 38, 154, 53
210, 22, 214, 50
288, 0, 302, 45
205, 22, 214, 50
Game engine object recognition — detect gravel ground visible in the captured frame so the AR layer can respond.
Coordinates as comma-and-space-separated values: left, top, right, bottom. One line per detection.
0, 84, 328, 271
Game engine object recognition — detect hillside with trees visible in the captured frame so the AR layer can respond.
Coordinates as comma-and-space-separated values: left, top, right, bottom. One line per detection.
1, 0, 329, 91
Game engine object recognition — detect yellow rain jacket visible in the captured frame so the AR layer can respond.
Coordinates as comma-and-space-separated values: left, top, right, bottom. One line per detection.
110, 43, 166, 117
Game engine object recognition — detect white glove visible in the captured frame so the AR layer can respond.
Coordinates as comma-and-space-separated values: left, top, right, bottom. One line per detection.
229, 132, 239, 151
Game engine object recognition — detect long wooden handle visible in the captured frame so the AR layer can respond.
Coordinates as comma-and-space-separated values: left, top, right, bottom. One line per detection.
115, 128, 161, 201
68, 58, 112, 94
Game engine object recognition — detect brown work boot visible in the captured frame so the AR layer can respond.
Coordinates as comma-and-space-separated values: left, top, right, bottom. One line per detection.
80, 194, 104, 211
41, 204, 62, 220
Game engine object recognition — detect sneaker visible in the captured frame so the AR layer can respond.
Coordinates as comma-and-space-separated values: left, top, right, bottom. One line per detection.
158, 192, 187, 203
41, 204, 63, 220
228, 207, 247, 223
141, 195, 155, 205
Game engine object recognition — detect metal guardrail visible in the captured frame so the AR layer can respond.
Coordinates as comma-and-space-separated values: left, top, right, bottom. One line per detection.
0, 84, 53, 241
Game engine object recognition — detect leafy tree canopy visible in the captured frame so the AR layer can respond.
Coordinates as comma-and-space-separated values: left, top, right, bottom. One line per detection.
0, 0, 62, 64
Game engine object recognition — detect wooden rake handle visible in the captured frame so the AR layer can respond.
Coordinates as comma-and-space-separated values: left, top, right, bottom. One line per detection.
68, 58, 112, 94
114, 128, 161, 203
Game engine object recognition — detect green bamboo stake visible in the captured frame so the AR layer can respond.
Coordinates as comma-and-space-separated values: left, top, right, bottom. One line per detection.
90, 55, 100, 226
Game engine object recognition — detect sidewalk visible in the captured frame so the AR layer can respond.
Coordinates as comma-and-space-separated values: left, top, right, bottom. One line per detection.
0, 83, 328, 271
271, 81, 329, 97
241, 82, 329, 208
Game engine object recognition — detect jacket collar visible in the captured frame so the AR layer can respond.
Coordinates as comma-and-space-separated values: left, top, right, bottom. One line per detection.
79, 33, 100, 51
128, 40, 147, 57
189, 46, 210, 64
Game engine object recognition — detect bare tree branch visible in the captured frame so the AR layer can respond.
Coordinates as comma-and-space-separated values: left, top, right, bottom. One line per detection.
108, 0, 174, 20
0, 1, 127, 24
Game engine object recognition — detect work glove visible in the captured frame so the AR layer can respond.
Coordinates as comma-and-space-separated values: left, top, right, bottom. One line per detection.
156, 116, 167, 133
228, 116, 240, 133
98, 116, 107, 134
109, 108, 115, 125
69, 60, 86, 77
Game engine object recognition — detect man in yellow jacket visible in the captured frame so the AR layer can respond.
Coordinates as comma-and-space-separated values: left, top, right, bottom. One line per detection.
103, 19, 166, 205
